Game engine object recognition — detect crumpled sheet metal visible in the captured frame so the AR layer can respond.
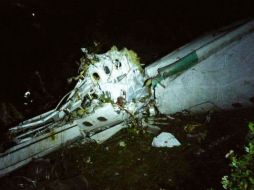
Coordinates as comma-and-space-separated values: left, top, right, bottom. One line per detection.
81, 47, 149, 104
0, 47, 150, 177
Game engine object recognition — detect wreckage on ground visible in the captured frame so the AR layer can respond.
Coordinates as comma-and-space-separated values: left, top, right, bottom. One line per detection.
1, 19, 254, 177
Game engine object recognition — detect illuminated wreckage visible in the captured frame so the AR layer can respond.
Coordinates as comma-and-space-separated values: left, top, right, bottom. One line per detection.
1, 19, 254, 176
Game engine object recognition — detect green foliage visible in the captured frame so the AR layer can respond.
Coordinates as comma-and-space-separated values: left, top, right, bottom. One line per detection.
221, 122, 254, 190
248, 122, 254, 133
98, 94, 113, 104
110, 46, 143, 73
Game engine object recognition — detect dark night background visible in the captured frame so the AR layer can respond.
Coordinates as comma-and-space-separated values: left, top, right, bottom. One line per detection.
0, 0, 253, 121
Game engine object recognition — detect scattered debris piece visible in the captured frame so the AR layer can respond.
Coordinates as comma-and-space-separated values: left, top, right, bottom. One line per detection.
184, 123, 203, 134
152, 132, 181, 148
86, 156, 92, 164
118, 141, 126, 147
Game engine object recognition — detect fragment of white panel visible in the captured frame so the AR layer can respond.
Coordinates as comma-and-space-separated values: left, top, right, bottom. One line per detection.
74, 103, 128, 132
152, 132, 181, 148
90, 122, 127, 144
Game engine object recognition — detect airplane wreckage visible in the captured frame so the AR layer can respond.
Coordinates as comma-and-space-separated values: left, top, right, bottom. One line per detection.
1, 19, 254, 177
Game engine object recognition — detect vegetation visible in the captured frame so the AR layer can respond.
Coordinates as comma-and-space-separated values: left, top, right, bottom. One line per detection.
221, 122, 254, 190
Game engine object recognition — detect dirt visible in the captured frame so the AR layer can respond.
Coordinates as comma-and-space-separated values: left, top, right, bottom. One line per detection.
0, 108, 253, 190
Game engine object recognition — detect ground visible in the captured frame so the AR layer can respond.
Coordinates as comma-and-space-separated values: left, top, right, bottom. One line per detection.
0, 108, 253, 190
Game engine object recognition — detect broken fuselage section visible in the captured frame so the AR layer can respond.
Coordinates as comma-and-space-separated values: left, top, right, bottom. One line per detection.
0, 47, 151, 177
